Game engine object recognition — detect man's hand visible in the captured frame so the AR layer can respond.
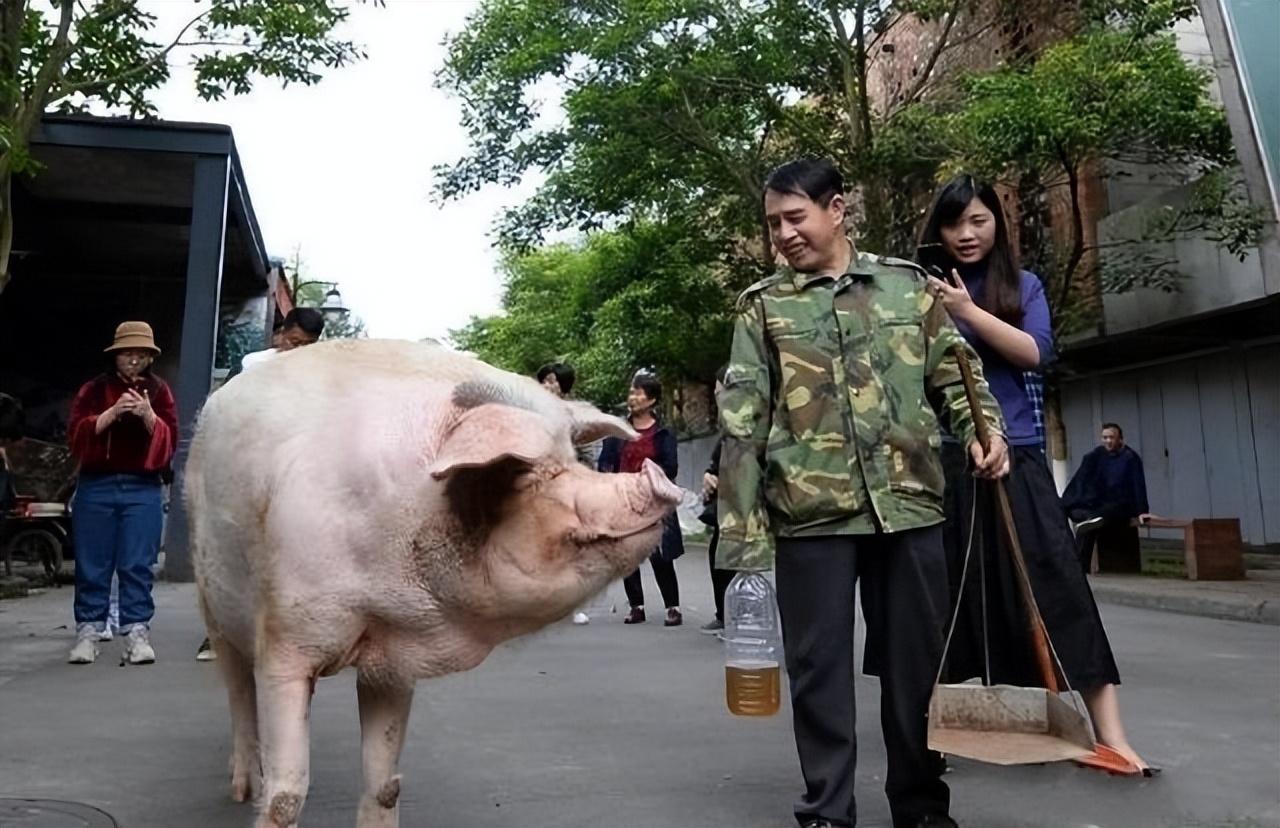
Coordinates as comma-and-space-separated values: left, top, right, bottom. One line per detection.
702, 472, 719, 502
969, 436, 1010, 480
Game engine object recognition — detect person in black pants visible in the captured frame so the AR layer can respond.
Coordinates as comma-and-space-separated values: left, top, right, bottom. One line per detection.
698, 437, 736, 633
698, 367, 736, 633
597, 371, 685, 626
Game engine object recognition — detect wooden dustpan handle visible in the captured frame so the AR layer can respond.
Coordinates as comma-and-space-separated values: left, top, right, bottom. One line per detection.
944, 278, 1061, 692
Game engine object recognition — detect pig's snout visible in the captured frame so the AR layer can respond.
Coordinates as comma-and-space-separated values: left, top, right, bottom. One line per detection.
641, 459, 682, 505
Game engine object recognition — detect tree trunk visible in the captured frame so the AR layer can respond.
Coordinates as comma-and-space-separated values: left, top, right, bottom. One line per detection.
0, 159, 12, 297
1056, 160, 1086, 317
1044, 381, 1070, 494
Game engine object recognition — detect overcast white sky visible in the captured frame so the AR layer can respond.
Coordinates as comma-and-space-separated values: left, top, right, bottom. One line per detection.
144, 0, 538, 341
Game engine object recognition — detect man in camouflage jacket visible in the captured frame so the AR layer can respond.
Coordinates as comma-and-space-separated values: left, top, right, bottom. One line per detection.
717, 159, 1008, 828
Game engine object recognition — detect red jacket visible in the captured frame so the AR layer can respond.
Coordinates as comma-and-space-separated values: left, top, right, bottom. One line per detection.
68, 372, 179, 476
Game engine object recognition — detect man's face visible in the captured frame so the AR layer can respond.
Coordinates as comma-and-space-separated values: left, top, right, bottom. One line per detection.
541, 374, 564, 398
1101, 428, 1122, 453
278, 325, 319, 351
764, 189, 845, 273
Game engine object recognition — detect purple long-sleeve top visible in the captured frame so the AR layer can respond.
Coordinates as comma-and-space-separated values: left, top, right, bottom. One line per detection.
950, 267, 1054, 447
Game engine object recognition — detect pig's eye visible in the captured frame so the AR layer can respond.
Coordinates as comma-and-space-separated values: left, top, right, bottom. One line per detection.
514, 463, 563, 491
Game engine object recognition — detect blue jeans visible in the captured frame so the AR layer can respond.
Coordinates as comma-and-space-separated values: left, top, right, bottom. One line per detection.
72, 474, 164, 629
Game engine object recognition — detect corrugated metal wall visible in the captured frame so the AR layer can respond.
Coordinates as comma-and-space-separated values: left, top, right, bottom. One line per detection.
1060, 342, 1280, 545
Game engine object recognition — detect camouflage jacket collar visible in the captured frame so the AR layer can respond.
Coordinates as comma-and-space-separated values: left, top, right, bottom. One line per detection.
786, 244, 879, 292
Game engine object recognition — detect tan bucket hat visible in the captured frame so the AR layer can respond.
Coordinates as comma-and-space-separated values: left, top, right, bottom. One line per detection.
104, 321, 161, 355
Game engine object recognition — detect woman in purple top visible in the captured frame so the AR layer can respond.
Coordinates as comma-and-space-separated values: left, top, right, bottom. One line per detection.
920, 175, 1153, 775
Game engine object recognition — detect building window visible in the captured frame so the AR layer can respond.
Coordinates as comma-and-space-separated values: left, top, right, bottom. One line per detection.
1220, 0, 1280, 214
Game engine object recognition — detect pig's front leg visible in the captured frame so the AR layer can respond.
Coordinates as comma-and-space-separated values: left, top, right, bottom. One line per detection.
255, 661, 316, 828
355, 674, 415, 828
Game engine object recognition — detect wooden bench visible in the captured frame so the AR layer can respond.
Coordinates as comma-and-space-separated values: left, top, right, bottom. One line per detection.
1135, 516, 1246, 581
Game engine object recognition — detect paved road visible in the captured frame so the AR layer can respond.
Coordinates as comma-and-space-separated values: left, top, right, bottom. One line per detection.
1, 549, 1277, 828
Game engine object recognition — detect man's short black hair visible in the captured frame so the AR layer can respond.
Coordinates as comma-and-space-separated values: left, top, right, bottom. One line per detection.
1101, 422, 1123, 438
0, 392, 23, 441
536, 362, 576, 395
764, 158, 844, 207
283, 307, 325, 339
631, 371, 662, 404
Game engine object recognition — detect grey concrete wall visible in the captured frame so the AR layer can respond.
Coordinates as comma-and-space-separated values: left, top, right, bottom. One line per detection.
1060, 341, 1280, 545
676, 434, 718, 494
1098, 10, 1280, 336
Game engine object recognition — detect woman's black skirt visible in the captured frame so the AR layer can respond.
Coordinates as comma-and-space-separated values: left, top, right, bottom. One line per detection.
940, 443, 1121, 692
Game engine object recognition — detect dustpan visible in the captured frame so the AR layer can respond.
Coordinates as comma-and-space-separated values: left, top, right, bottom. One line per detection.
925, 277, 1095, 766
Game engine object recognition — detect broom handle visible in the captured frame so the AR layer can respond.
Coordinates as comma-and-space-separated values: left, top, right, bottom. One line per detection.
947, 293, 1061, 692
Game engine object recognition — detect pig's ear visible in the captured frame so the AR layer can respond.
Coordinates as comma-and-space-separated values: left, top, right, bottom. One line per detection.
429, 404, 555, 479
565, 400, 637, 445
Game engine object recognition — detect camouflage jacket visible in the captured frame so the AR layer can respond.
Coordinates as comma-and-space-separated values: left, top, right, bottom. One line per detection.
715, 250, 1005, 571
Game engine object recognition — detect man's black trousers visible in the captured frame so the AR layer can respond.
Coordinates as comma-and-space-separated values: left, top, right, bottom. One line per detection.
775, 526, 951, 828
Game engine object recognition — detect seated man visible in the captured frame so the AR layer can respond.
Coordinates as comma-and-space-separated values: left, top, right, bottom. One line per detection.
1062, 422, 1151, 573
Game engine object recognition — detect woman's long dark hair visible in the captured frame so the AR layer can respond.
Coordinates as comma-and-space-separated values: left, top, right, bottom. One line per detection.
919, 174, 1023, 324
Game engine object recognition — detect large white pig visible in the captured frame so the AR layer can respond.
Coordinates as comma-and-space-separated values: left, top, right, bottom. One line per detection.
186, 339, 681, 828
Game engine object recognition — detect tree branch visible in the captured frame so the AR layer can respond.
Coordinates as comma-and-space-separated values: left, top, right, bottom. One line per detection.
900, 0, 963, 106
15, 0, 74, 137
828, 5, 864, 151
46, 4, 214, 107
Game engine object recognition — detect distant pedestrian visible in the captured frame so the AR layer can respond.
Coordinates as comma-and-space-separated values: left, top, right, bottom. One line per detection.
698, 367, 734, 634
1062, 423, 1151, 572
239, 307, 325, 372
538, 361, 605, 624
598, 371, 684, 626
66, 322, 178, 666
0, 393, 22, 543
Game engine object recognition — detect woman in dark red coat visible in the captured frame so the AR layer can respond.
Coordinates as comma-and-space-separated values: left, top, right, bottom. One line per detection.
66, 321, 178, 666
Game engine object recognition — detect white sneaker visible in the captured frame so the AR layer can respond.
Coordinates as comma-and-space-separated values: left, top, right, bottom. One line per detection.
98, 626, 114, 642
68, 625, 99, 664
122, 625, 156, 665
572, 612, 590, 625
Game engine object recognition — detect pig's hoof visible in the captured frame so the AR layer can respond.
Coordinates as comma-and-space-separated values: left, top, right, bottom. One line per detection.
258, 791, 302, 827
376, 776, 401, 809
231, 772, 259, 803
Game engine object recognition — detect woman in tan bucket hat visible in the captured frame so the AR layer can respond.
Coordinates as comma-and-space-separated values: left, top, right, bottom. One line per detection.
65, 321, 178, 665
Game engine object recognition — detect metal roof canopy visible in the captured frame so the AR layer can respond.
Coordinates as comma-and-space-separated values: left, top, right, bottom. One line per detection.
1, 114, 277, 580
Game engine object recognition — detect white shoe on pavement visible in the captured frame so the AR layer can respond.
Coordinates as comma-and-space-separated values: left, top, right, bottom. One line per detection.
572, 612, 590, 625
68, 625, 99, 664
122, 625, 156, 665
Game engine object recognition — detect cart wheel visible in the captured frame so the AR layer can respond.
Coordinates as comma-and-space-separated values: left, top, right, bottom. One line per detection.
4, 528, 64, 582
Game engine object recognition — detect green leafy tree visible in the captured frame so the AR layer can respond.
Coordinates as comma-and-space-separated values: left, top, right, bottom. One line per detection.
0, 0, 374, 294
435, 0, 1026, 283
450, 222, 731, 412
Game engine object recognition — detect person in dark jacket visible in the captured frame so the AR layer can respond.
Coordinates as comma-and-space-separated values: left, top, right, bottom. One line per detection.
698, 367, 735, 633
1062, 423, 1151, 573
66, 322, 179, 666
598, 371, 684, 626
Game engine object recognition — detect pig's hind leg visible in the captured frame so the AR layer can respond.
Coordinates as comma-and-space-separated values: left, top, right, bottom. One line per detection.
355, 672, 414, 828
254, 655, 317, 828
214, 638, 261, 804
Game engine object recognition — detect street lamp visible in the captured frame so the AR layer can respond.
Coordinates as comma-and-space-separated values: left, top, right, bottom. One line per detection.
290, 275, 351, 324
319, 287, 349, 324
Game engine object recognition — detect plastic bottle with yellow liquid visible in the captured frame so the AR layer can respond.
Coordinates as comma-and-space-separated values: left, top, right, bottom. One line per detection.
723, 571, 782, 716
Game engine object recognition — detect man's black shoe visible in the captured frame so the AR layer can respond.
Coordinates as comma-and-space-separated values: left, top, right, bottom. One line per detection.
800, 821, 834, 828
909, 816, 958, 828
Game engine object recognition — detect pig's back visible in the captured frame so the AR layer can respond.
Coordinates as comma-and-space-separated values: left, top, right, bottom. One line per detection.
188, 340, 510, 653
